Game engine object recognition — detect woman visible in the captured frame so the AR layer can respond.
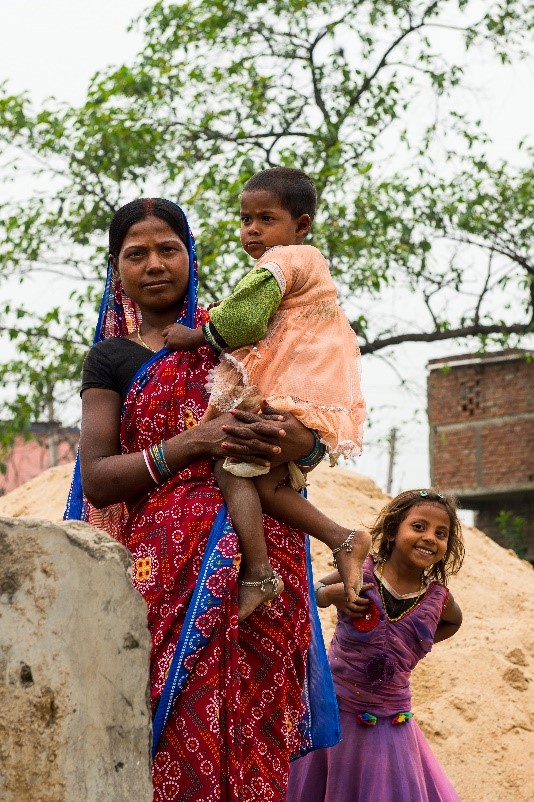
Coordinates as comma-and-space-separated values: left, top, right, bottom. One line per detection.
65, 198, 339, 802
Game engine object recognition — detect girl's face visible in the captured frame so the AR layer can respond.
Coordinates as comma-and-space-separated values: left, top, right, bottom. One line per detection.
240, 190, 311, 259
390, 503, 450, 571
115, 216, 189, 314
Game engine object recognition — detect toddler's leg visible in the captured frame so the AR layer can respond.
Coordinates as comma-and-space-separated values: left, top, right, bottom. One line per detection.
199, 404, 220, 424
254, 467, 371, 603
214, 459, 284, 622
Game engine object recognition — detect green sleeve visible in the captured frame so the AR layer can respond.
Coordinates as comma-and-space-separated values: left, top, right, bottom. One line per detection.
209, 267, 282, 349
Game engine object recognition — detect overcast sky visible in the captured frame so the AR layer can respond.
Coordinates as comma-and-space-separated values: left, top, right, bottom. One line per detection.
0, 1, 532, 503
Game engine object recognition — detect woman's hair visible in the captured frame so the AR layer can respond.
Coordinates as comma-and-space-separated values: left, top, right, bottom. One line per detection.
108, 198, 188, 258
242, 167, 317, 221
370, 489, 465, 584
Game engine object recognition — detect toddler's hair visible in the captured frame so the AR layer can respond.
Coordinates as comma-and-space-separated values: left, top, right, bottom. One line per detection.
242, 167, 317, 221
109, 198, 188, 258
370, 489, 464, 584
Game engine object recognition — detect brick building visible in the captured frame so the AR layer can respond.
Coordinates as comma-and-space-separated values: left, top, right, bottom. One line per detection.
427, 349, 534, 560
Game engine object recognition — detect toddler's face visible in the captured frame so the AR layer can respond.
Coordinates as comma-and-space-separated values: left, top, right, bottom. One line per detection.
239, 190, 310, 259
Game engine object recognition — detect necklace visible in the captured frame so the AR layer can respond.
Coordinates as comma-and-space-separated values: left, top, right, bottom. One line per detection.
136, 326, 157, 353
378, 560, 425, 623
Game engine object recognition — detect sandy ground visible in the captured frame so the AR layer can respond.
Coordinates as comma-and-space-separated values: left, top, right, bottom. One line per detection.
1, 461, 533, 802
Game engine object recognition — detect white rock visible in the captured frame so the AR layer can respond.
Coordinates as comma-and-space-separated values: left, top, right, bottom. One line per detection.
0, 517, 152, 802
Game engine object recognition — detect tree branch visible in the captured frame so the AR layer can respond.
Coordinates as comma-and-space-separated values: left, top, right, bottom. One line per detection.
0, 325, 88, 346
344, 1, 440, 114
473, 250, 494, 325
305, 14, 351, 130
439, 232, 534, 275
358, 321, 534, 355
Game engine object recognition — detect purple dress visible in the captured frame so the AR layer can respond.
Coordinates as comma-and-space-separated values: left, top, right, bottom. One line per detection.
287, 556, 462, 802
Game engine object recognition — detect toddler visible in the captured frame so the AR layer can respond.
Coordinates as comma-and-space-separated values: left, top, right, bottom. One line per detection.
164, 167, 369, 620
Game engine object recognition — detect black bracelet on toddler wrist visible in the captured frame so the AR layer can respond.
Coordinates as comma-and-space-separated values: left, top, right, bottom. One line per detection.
202, 321, 228, 354
295, 429, 327, 469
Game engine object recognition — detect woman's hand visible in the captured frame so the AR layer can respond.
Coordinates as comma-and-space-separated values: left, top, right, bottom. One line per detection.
221, 401, 315, 466
81, 394, 316, 508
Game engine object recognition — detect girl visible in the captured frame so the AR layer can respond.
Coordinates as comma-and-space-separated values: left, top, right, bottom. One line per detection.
287, 488, 465, 802
164, 167, 369, 621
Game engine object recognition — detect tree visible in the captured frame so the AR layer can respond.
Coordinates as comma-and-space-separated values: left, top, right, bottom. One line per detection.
0, 0, 533, 451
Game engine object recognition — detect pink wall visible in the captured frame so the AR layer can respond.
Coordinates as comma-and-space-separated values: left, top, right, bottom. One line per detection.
0, 433, 78, 495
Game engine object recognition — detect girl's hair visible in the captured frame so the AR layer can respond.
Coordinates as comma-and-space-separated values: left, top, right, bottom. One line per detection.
370, 489, 465, 584
242, 167, 317, 221
108, 198, 188, 258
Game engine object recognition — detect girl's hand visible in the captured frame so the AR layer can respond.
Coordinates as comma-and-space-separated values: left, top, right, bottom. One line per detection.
162, 323, 204, 350
322, 582, 374, 618
434, 591, 462, 643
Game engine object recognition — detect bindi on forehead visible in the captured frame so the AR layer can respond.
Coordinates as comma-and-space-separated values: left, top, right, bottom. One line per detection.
123, 217, 179, 242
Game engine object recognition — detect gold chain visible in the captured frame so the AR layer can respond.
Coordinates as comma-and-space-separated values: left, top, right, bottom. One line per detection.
378, 560, 425, 623
136, 326, 157, 353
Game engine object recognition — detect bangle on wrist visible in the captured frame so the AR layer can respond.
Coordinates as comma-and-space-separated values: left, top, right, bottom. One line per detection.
143, 448, 161, 485
145, 440, 173, 483
295, 429, 327, 469
314, 581, 329, 608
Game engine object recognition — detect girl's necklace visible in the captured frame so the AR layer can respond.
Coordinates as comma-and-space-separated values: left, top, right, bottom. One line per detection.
378, 560, 425, 623
136, 326, 157, 353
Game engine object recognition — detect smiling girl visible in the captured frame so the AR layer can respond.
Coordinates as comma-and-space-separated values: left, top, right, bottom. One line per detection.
288, 489, 465, 802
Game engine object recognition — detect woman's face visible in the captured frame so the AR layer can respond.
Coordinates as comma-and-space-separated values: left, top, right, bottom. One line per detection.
115, 216, 190, 314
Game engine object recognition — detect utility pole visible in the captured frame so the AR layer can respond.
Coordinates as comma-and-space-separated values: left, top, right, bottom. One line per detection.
386, 427, 397, 495
47, 394, 58, 468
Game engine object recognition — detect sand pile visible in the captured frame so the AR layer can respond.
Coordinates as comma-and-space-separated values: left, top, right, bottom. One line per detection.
1, 462, 533, 802
0, 462, 74, 521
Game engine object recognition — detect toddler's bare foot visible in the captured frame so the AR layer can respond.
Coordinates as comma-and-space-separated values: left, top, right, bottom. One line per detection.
238, 567, 284, 622
331, 529, 371, 603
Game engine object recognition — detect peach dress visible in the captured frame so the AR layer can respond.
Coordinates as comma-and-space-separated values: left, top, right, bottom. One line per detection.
207, 244, 365, 462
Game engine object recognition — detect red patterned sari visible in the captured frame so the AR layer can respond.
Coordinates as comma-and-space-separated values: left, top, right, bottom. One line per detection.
65, 205, 337, 801
93, 342, 311, 801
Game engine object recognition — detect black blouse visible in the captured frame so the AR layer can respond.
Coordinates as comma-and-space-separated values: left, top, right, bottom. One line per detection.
81, 338, 153, 400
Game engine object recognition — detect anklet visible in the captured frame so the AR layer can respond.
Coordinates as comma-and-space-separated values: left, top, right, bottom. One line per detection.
331, 530, 356, 568
238, 571, 282, 594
